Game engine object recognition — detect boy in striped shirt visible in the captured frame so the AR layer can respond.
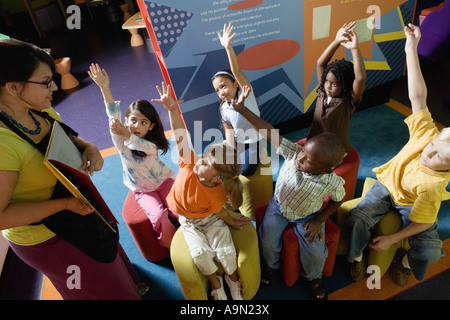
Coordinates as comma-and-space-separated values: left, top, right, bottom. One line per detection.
231, 86, 347, 300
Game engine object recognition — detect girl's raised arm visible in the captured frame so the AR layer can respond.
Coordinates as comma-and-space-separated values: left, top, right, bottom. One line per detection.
231, 86, 282, 148
88, 63, 114, 104
317, 22, 356, 83
152, 83, 194, 162
218, 23, 251, 88
341, 30, 366, 103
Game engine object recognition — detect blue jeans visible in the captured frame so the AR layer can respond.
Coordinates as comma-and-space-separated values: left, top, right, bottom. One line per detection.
238, 141, 260, 176
259, 197, 327, 281
346, 180, 444, 281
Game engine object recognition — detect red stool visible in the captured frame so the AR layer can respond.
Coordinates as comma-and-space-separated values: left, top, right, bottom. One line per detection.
255, 205, 340, 286
255, 140, 359, 286
122, 191, 169, 262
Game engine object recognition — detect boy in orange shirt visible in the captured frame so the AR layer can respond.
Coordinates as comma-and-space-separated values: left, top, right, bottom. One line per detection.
152, 82, 251, 300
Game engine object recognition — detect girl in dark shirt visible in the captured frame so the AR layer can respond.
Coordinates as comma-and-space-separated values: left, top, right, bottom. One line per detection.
307, 21, 366, 152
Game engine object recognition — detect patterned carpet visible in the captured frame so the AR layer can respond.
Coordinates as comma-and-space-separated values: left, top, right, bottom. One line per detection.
41, 101, 450, 300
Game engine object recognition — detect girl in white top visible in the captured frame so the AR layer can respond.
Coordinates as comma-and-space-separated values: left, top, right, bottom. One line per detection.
212, 23, 263, 176
89, 63, 178, 248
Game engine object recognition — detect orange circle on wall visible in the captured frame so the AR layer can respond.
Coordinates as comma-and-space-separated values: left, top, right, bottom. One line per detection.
228, 0, 263, 11
238, 40, 301, 70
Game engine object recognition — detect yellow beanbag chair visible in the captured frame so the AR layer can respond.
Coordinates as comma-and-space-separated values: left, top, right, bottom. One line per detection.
170, 211, 260, 300
337, 177, 409, 278
238, 151, 273, 220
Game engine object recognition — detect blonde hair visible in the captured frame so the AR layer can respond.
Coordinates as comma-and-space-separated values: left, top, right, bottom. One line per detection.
203, 143, 243, 208
435, 127, 450, 164
436, 127, 450, 141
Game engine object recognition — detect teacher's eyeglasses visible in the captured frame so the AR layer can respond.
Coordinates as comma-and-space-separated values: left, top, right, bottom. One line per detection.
22, 76, 54, 88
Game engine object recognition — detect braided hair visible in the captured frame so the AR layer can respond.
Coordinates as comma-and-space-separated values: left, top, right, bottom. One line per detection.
319, 59, 355, 99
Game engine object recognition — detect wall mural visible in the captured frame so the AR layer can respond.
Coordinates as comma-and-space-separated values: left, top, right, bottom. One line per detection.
136, 0, 416, 150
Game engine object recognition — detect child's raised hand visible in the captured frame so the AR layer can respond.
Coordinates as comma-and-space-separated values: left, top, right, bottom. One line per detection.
230, 85, 251, 113
152, 82, 184, 111
88, 63, 109, 89
404, 23, 421, 51
340, 29, 359, 50
335, 21, 356, 44
218, 23, 236, 49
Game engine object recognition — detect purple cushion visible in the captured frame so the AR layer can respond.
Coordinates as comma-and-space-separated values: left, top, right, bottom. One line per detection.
418, 0, 450, 63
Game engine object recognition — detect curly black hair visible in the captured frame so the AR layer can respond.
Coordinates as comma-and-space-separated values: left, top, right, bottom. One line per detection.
319, 59, 354, 99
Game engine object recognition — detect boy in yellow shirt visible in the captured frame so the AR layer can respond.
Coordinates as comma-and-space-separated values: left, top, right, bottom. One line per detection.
346, 24, 450, 285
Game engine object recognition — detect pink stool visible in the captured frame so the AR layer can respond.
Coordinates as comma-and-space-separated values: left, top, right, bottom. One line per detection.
122, 190, 169, 262
54, 57, 79, 90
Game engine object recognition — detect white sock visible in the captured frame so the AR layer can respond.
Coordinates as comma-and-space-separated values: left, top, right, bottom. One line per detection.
353, 253, 363, 263
402, 254, 411, 269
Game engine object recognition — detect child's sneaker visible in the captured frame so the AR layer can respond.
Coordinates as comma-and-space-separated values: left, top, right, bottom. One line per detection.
350, 258, 366, 282
393, 248, 412, 286
225, 274, 243, 300
211, 275, 227, 300
137, 282, 150, 296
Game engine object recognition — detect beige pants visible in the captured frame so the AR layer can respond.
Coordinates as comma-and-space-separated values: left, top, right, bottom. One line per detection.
179, 214, 237, 276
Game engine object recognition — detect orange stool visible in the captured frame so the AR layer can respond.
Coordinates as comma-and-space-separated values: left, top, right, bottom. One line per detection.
120, 3, 132, 21
54, 57, 79, 90
122, 12, 145, 47
122, 190, 169, 262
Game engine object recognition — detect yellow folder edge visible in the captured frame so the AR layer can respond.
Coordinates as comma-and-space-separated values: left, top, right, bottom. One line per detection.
43, 122, 117, 233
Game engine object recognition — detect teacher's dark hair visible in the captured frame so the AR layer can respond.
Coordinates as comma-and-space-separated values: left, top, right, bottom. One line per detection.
0, 39, 55, 87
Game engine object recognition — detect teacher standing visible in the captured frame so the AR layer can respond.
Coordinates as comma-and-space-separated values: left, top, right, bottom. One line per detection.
0, 39, 140, 299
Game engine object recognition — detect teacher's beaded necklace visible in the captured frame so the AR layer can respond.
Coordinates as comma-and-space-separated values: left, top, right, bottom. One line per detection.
0, 109, 42, 135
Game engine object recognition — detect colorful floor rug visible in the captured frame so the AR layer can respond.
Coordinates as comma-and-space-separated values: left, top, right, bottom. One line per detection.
41, 101, 450, 300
